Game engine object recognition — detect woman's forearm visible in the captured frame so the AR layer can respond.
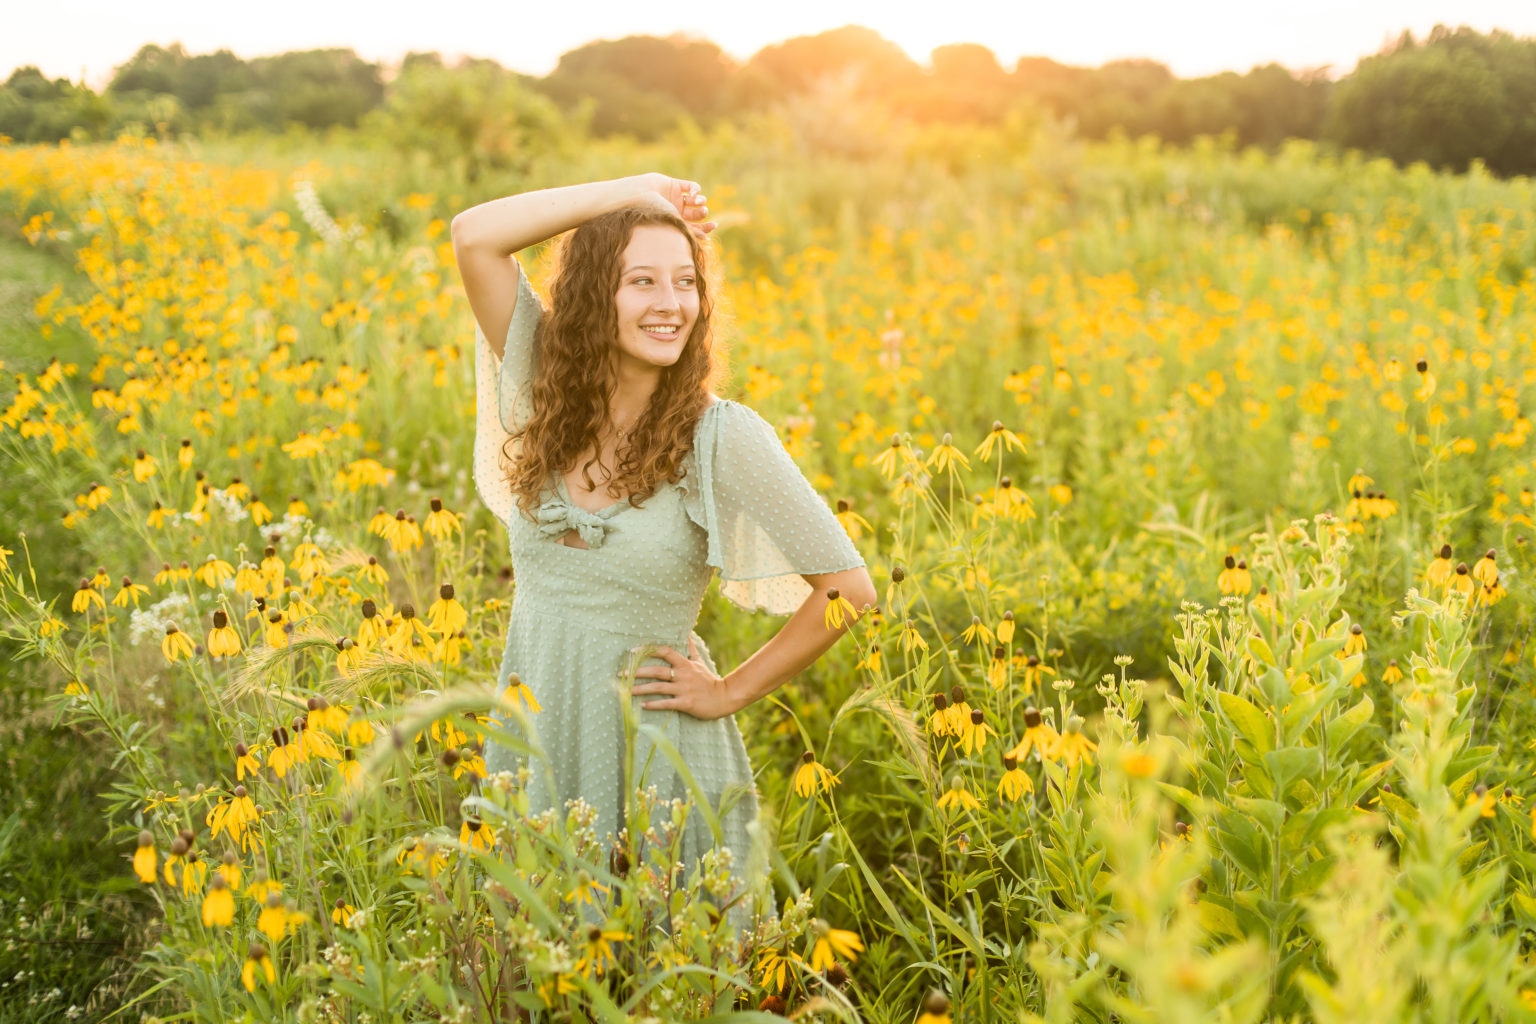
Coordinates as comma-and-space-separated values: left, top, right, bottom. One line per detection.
723, 573, 877, 712
450, 176, 653, 254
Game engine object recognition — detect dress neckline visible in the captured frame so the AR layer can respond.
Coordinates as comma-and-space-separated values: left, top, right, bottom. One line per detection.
547, 398, 731, 515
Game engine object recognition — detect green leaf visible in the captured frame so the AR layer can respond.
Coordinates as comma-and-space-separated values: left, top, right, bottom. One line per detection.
1218, 691, 1275, 754
1324, 694, 1375, 752
1263, 746, 1322, 796
1299, 636, 1347, 672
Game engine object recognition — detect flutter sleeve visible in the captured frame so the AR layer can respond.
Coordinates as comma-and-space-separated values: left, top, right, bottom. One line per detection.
681, 400, 866, 615
472, 258, 542, 526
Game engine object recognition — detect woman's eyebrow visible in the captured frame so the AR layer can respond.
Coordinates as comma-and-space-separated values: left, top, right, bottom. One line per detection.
622, 264, 698, 274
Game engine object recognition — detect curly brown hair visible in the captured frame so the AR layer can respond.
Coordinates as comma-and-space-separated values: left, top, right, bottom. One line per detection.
505, 205, 721, 520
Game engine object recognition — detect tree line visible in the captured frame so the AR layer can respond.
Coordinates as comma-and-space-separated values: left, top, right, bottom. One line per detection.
3, 23, 1535, 177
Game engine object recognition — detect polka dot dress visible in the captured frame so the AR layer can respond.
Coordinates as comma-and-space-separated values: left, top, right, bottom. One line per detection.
470, 258, 866, 921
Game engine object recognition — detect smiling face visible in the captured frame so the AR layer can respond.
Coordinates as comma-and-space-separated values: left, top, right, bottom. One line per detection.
612, 223, 699, 378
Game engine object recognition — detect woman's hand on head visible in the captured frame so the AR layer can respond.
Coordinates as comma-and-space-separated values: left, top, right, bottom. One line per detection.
635, 172, 717, 238
630, 636, 741, 720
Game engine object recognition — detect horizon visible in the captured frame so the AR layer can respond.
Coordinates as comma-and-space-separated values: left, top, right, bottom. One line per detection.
6, 2, 1536, 91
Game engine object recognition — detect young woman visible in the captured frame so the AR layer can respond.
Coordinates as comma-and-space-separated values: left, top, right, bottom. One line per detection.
452, 173, 877, 918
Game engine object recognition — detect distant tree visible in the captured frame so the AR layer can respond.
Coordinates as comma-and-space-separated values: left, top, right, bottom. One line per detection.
1326, 25, 1536, 175
108, 43, 189, 97
540, 35, 738, 134
908, 42, 1013, 122
249, 49, 384, 130
0, 66, 113, 142
364, 59, 572, 182
743, 25, 922, 103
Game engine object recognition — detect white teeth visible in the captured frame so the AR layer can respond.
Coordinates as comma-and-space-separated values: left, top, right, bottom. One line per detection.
642, 325, 678, 334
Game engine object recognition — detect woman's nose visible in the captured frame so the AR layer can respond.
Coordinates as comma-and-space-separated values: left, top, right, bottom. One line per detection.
650, 284, 678, 313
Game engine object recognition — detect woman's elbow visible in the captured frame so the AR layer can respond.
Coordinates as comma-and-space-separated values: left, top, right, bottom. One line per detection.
842, 567, 879, 611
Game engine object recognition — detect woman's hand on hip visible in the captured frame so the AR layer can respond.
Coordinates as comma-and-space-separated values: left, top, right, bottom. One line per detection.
631, 636, 739, 720
635, 172, 716, 238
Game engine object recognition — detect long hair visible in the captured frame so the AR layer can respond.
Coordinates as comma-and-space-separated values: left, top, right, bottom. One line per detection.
505, 205, 719, 519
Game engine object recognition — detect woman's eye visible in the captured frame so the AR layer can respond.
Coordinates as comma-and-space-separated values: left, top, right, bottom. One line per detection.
678, 277, 696, 287
632, 277, 652, 286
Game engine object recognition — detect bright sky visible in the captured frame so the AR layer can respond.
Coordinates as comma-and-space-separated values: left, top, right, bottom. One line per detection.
7, 0, 1536, 89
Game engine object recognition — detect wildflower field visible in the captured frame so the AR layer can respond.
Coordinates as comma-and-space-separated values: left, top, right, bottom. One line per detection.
6, 122, 1536, 1022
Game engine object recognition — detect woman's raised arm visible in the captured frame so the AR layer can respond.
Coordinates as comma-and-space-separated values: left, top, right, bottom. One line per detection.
450, 174, 712, 359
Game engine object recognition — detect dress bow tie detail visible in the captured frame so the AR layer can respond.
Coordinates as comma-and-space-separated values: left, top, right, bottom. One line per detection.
536, 498, 613, 549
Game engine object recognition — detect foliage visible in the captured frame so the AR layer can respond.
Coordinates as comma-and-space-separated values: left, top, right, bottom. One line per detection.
5, 124, 1536, 1020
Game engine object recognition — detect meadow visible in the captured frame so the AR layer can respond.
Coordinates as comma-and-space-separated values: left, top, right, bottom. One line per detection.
4, 115, 1536, 1022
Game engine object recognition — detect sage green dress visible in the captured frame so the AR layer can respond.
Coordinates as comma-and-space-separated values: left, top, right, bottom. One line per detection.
471, 259, 865, 919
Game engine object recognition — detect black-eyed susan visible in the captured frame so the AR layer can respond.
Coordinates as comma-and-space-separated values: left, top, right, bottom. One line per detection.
233, 561, 265, 598
793, 750, 839, 797
1479, 575, 1507, 608
808, 920, 863, 971
297, 718, 340, 761
1020, 654, 1055, 692
307, 696, 347, 735
215, 856, 240, 899
258, 545, 285, 590
759, 944, 806, 991
207, 610, 241, 659
500, 673, 542, 714
987, 645, 1008, 689
1468, 783, 1496, 819
337, 746, 364, 789
132, 830, 156, 883
257, 891, 292, 942
132, 449, 157, 483
356, 599, 386, 650
71, 578, 104, 614
565, 869, 610, 909
207, 785, 260, 851
286, 495, 309, 518
900, 618, 928, 653
383, 509, 423, 553
331, 897, 357, 926
960, 616, 995, 648
145, 499, 173, 530
1049, 716, 1098, 768
997, 609, 1015, 644
386, 604, 431, 654
241, 943, 275, 993
873, 435, 907, 479
110, 576, 148, 608
1414, 358, 1436, 400
946, 685, 973, 736
1217, 555, 1252, 596
1426, 544, 1454, 587
201, 874, 235, 928
999, 754, 1032, 801
834, 499, 872, 541
427, 583, 468, 634
248, 495, 273, 526
917, 991, 953, 1024
575, 923, 631, 978
268, 726, 297, 779
359, 555, 388, 586
263, 609, 288, 649
925, 433, 969, 472
195, 554, 234, 589
1450, 562, 1475, 604
823, 587, 859, 630
936, 775, 980, 812
958, 708, 998, 757
883, 564, 905, 614
235, 741, 261, 780
326, 637, 359, 678
928, 693, 954, 738
1342, 624, 1366, 658
162, 624, 195, 663
1252, 585, 1277, 618
459, 815, 496, 852
1007, 707, 1058, 762
974, 420, 1026, 462
177, 438, 194, 470
1473, 549, 1498, 587
424, 497, 461, 541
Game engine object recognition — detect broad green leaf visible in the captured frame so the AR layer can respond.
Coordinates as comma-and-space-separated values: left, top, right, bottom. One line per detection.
1218, 691, 1275, 754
